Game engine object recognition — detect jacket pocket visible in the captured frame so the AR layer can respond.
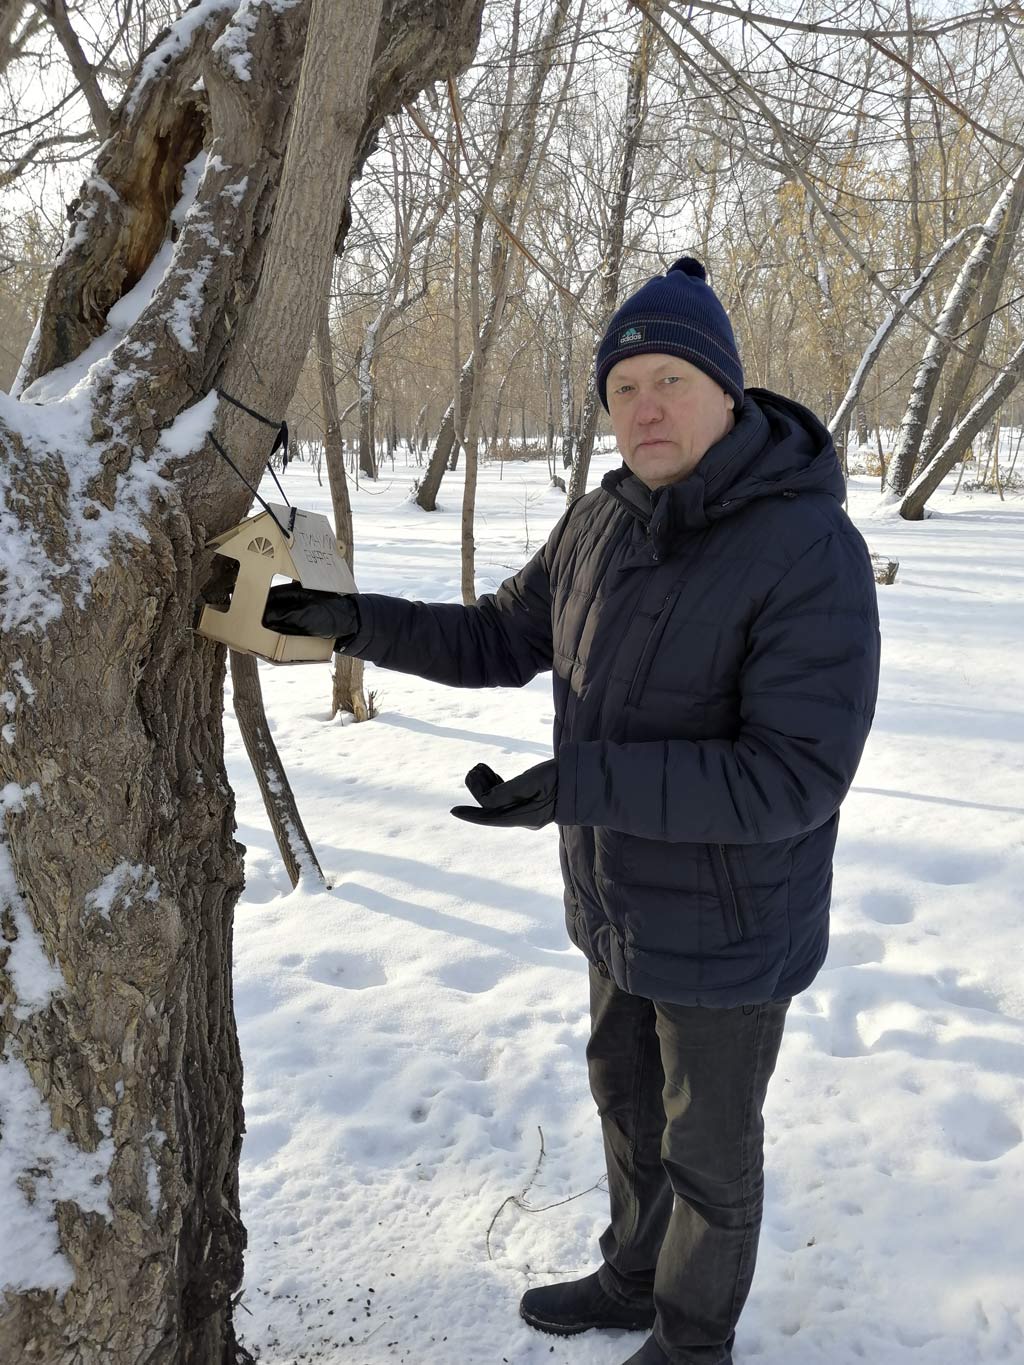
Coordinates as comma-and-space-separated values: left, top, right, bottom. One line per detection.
709, 843, 746, 945
626, 590, 680, 706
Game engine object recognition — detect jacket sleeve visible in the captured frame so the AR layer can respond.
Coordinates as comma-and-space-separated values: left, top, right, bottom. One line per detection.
555, 529, 881, 845
338, 510, 568, 689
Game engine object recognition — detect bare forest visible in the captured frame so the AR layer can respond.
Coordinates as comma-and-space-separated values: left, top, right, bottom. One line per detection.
2, 1, 1023, 1360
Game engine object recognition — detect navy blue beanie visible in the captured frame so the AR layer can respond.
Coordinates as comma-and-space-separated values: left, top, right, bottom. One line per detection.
596, 256, 744, 412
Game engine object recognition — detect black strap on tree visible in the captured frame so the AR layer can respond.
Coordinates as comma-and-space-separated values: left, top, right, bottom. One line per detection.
208, 388, 296, 538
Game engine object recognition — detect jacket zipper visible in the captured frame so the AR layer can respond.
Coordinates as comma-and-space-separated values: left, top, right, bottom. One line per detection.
716, 844, 745, 942
626, 591, 679, 706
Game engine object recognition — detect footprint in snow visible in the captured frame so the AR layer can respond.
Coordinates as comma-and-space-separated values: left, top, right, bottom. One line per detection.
304, 950, 387, 989
824, 930, 886, 968
434, 954, 508, 994
918, 849, 1002, 884
939, 1094, 1022, 1162
861, 889, 915, 925
931, 969, 1004, 1015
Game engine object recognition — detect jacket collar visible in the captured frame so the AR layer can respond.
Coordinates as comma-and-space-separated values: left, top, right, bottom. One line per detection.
600, 388, 844, 561
601, 398, 770, 556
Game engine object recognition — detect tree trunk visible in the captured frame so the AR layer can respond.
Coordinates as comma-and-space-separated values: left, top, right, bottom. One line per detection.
899, 336, 1024, 519
543, 343, 556, 475
414, 348, 476, 509
415, 0, 567, 511
229, 651, 326, 888
460, 198, 485, 605
913, 173, 1024, 477
315, 295, 369, 723
567, 18, 649, 504
886, 161, 1024, 495
855, 401, 868, 449
357, 309, 385, 480
559, 293, 575, 470
0, 1, 483, 1360
414, 401, 428, 456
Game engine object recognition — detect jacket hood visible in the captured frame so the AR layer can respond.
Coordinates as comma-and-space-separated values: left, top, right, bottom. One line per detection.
601, 387, 846, 556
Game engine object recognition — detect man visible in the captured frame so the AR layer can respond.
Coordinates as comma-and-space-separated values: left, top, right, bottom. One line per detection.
263, 256, 881, 1365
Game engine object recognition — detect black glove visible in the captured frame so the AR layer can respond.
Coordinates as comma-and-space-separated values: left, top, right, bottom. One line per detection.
262, 583, 360, 644
450, 760, 557, 830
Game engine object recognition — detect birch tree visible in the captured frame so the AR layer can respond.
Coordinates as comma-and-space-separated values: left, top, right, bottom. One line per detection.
885, 160, 1024, 495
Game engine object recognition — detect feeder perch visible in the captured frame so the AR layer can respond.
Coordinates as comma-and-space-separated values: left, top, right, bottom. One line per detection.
196, 504, 357, 663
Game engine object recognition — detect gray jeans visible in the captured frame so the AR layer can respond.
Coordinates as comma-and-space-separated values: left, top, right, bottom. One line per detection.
587, 964, 791, 1365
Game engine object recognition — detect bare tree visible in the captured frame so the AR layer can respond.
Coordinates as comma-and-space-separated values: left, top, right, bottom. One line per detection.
229, 649, 327, 888
827, 224, 984, 441
414, 0, 574, 512
566, 15, 651, 503
900, 333, 1024, 519
352, 120, 450, 479
33, 0, 114, 139
886, 160, 1024, 495
0, 4, 482, 1363
316, 288, 370, 721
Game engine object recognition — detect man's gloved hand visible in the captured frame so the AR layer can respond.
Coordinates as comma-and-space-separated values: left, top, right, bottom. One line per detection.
262, 583, 360, 643
450, 760, 557, 830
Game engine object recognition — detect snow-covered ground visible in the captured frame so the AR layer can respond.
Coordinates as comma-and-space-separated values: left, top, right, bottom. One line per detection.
228, 443, 1024, 1365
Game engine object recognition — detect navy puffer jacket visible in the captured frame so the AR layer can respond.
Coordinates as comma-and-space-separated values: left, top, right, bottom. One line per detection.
342, 389, 881, 1007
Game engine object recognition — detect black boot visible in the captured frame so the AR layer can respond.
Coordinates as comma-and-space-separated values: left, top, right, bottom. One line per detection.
519, 1270, 656, 1336
620, 1336, 670, 1363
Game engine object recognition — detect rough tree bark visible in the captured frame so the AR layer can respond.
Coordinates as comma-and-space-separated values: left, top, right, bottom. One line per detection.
0, 3, 483, 1364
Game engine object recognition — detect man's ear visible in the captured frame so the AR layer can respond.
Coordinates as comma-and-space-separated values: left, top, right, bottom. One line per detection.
724, 390, 735, 411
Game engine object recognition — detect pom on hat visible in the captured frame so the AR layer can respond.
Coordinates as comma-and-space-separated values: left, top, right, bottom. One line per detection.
668, 256, 707, 281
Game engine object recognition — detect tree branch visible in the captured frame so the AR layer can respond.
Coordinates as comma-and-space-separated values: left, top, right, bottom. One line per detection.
641, 0, 1016, 44
33, 0, 112, 139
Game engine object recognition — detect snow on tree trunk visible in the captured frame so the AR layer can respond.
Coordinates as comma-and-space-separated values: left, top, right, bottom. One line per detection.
827, 223, 979, 441
913, 174, 1024, 480
899, 336, 1024, 520
229, 650, 326, 890
886, 160, 1024, 496
0, 1, 483, 1360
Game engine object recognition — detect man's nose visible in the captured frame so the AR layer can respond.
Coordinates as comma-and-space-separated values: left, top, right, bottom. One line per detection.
635, 390, 663, 423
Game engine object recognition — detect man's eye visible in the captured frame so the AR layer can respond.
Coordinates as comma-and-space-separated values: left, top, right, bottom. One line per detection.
663, 375, 680, 385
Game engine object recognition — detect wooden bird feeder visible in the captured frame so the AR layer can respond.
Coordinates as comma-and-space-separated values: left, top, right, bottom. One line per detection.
196, 504, 357, 664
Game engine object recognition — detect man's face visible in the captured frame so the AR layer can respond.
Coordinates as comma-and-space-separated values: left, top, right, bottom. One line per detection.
606, 352, 736, 489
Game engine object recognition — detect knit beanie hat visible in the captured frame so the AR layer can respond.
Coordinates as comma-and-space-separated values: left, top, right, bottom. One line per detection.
596, 256, 744, 412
